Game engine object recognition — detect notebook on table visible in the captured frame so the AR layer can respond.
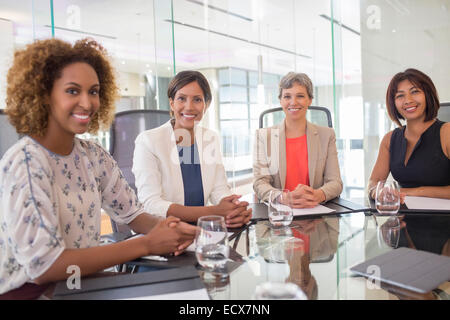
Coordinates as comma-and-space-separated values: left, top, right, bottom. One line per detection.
350, 247, 450, 293
53, 265, 207, 300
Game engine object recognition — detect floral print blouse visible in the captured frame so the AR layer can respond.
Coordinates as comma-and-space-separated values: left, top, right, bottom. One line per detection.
0, 137, 144, 294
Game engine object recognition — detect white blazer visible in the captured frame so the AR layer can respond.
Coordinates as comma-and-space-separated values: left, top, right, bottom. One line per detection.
132, 120, 232, 217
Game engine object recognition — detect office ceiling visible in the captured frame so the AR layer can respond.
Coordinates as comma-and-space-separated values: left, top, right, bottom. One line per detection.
0, 0, 448, 87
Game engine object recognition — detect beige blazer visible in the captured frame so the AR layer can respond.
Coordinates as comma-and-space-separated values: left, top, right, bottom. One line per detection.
132, 120, 231, 217
253, 120, 343, 202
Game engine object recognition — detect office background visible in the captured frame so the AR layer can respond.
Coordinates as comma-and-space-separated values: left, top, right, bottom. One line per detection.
0, 0, 449, 199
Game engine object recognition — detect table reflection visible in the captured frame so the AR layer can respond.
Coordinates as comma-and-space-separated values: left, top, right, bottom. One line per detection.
199, 270, 230, 300
251, 217, 339, 300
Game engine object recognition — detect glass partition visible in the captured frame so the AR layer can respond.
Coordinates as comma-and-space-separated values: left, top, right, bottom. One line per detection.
1, 0, 448, 199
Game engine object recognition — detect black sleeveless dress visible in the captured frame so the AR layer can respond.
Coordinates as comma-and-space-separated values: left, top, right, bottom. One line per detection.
389, 119, 450, 188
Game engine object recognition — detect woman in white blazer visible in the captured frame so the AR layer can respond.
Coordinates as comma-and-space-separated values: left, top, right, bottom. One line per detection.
133, 71, 252, 228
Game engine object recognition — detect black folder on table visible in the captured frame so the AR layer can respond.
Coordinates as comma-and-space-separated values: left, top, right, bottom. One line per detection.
350, 247, 450, 293
329, 197, 368, 212
128, 247, 244, 274
53, 265, 205, 300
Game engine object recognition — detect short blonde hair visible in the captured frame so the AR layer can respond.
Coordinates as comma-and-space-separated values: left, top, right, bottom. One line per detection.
6, 38, 119, 136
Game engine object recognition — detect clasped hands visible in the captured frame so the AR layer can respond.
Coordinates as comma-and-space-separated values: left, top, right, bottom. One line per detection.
286, 184, 325, 209
144, 216, 197, 256
216, 194, 252, 228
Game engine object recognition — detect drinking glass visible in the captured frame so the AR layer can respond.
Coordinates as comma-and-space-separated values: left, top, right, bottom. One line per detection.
375, 180, 400, 215
268, 189, 293, 228
195, 215, 230, 272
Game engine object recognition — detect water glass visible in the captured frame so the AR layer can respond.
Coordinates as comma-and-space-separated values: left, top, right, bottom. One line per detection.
195, 215, 230, 271
253, 282, 307, 300
375, 180, 400, 215
268, 189, 293, 228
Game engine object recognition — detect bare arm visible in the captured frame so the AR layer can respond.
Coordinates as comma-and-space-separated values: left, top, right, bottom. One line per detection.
34, 216, 197, 285
167, 204, 216, 222
442, 122, 450, 159
368, 132, 392, 199
401, 185, 450, 199
127, 212, 162, 234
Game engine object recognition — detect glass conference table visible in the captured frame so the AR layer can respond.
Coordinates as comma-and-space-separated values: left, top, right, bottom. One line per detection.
53, 197, 450, 300
220, 200, 450, 300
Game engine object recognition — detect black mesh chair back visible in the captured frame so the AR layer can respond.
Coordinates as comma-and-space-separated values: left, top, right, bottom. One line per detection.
259, 106, 333, 128
0, 110, 21, 160
109, 109, 170, 234
439, 102, 450, 122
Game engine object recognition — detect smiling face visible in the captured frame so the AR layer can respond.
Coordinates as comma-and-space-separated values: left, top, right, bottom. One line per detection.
280, 83, 312, 121
47, 62, 100, 138
394, 79, 427, 123
170, 81, 206, 131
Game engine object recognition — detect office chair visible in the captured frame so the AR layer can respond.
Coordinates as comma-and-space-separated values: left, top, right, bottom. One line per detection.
0, 109, 21, 160
438, 102, 450, 122
259, 106, 333, 129
108, 109, 171, 235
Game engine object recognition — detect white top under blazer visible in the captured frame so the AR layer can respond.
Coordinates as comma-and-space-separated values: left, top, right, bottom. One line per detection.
132, 120, 232, 217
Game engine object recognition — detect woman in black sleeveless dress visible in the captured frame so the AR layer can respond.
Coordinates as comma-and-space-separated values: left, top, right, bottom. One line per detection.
368, 68, 450, 200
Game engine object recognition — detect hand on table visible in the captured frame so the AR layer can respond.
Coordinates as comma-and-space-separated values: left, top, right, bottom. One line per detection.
217, 194, 252, 228
289, 185, 325, 209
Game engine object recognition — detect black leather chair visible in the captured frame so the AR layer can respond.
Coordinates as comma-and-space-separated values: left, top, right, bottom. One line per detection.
259, 106, 333, 129
107, 109, 171, 235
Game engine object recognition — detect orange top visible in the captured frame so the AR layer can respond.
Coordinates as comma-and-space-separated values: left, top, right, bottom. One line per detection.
285, 135, 309, 191
291, 228, 310, 254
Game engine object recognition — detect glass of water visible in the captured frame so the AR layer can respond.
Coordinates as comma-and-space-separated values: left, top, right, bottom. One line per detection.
195, 215, 230, 272
375, 180, 400, 215
268, 189, 293, 228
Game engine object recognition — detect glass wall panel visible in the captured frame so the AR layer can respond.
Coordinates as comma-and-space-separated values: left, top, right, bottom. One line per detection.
0, 0, 53, 110
4, 1, 446, 203
332, 0, 365, 198
359, 0, 450, 189
168, 0, 335, 193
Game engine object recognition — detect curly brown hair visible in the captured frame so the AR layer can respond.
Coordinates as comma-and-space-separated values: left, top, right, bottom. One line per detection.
5, 38, 119, 136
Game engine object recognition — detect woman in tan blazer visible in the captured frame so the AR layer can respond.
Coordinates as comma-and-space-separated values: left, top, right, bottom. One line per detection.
253, 72, 343, 208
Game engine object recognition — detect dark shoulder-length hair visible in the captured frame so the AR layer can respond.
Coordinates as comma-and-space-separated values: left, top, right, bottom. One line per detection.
386, 68, 440, 127
167, 70, 212, 107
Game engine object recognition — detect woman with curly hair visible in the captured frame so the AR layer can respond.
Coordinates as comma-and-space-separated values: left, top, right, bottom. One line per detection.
0, 38, 196, 299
